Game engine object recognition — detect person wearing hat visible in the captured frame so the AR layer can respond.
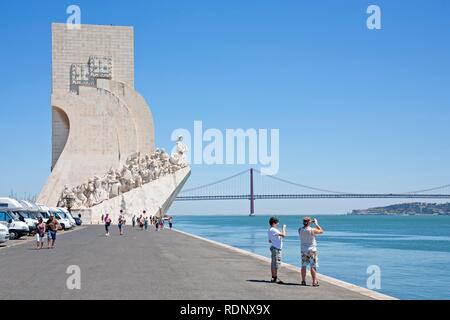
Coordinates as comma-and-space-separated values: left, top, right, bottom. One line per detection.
298, 217, 324, 287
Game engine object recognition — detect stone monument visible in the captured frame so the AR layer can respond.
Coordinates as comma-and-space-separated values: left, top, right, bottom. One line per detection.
37, 23, 190, 223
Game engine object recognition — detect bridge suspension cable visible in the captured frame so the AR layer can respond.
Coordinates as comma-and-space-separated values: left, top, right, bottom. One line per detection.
180, 169, 250, 193
252, 169, 350, 194
403, 184, 450, 194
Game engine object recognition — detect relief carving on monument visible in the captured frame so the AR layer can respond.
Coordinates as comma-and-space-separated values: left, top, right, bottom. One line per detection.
57, 137, 189, 209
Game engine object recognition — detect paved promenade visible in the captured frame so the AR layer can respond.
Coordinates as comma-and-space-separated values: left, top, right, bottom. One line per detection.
0, 226, 390, 300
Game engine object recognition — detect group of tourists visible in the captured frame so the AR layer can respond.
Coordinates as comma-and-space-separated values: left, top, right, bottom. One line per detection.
268, 216, 324, 287
34, 214, 60, 250
101, 211, 173, 236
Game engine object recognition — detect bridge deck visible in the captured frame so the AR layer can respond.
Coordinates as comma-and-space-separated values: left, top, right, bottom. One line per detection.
0, 226, 389, 300
176, 194, 450, 201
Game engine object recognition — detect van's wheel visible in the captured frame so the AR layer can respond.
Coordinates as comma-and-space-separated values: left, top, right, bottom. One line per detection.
60, 224, 65, 230
9, 231, 18, 240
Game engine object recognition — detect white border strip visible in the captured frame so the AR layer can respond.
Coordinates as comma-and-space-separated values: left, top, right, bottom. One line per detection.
173, 228, 397, 300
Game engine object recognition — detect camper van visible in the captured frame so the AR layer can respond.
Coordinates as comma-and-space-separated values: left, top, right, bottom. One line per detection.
0, 198, 31, 239
0, 209, 29, 240
49, 207, 72, 230
15, 200, 42, 235
0, 197, 22, 209
58, 208, 76, 228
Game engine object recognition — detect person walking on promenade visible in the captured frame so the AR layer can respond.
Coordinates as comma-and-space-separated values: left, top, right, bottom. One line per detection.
104, 213, 112, 236
155, 218, 159, 231
46, 214, 60, 249
132, 215, 136, 228
159, 218, 164, 230
101, 214, 104, 224
169, 217, 173, 230
299, 217, 324, 287
118, 213, 126, 236
144, 216, 149, 231
139, 215, 144, 231
268, 216, 286, 284
35, 217, 46, 250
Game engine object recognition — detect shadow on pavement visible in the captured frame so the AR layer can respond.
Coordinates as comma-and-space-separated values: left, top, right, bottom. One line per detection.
247, 279, 301, 286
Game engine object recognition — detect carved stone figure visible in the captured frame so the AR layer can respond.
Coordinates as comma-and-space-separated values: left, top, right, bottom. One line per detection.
75, 185, 87, 208
57, 139, 188, 209
173, 135, 188, 168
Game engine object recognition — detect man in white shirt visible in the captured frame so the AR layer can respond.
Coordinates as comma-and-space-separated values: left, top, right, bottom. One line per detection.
298, 216, 324, 287
268, 216, 286, 284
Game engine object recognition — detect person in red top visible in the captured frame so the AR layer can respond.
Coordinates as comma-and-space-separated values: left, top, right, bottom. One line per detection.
35, 217, 46, 250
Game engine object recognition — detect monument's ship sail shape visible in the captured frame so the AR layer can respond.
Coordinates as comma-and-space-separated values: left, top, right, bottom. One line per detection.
38, 24, 190, 221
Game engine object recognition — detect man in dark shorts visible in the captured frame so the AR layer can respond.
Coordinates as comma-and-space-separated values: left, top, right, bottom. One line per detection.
46, 214, 60, 249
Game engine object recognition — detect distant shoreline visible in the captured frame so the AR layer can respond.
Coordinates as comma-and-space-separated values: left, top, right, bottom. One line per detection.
348, 213, 447, 216
349, 202, 450, 216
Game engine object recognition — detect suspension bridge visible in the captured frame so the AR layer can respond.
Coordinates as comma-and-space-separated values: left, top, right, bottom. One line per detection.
175, 168, 450, 215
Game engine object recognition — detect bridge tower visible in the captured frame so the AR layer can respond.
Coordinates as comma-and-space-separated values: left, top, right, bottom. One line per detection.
250, 168, 255, 216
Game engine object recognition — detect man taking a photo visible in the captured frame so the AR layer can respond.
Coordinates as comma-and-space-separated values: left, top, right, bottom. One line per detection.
299, 217, 324, 287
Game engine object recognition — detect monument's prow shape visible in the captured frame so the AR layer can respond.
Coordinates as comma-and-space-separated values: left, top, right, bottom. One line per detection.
38, 23, 190, 220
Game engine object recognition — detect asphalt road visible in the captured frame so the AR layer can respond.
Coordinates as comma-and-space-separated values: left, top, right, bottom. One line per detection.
0, 225, 373, 300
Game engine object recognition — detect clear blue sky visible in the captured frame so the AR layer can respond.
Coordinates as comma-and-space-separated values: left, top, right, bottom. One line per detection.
1, 0, 449, 214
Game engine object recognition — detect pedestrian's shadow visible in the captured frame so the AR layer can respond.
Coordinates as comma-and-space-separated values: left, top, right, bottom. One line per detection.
246, 280, 300, 286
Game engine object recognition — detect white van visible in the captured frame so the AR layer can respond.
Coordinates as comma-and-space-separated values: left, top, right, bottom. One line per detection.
0, 198, 31, 239
52, 207, 73, 230
0, 197, 22, 209
16, 200, 41, 234
0, 223, 9, 244
0, 209, 29, 240
58, 208, 76, 228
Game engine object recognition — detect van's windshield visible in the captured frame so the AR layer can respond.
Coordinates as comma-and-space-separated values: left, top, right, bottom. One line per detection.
10, 211, 22, 221
27, 212, 43, 220
58, 211, 67, 219
1, 211, 20, 221
40, 211, 50, 219
50, 211, 62, 219
18, 211, 36, 219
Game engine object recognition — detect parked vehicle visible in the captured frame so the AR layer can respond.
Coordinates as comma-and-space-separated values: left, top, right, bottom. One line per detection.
0, 223, 9, 244
58, 208, 76, 228
15, 211, 37, 235
49, 207, 72, 230
0, 197, 22, 209
0, 198, 38, 235
0, 209, 30, 240
74, 216, 82, 226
